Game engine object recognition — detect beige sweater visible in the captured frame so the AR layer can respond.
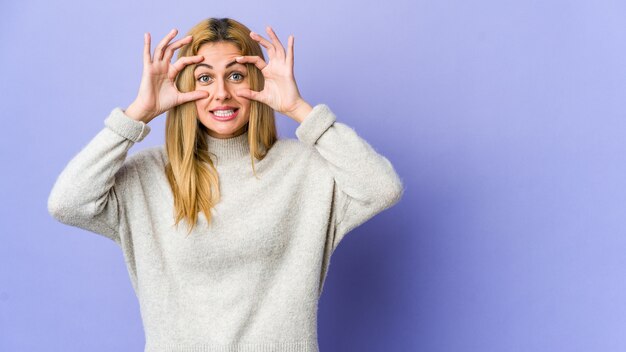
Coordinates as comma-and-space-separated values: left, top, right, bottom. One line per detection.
48, 103, 404, 352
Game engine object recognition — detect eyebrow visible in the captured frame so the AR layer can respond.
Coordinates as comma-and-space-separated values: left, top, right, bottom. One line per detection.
194, 60, 243, 72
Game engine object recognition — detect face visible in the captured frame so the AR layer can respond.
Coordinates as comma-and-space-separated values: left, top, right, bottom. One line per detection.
194, 42, 251, 139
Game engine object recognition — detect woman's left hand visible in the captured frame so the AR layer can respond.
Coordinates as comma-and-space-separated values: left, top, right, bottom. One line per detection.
235, 26, 312, 122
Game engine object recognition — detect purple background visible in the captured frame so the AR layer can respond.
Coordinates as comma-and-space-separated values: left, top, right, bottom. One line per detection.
2, 0, 626, 351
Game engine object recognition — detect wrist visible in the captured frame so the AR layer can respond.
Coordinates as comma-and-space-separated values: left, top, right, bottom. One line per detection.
124, 102, 153, 123
288, 98, 313, 124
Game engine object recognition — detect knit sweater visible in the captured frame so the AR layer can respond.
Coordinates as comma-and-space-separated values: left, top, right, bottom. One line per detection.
47, 103, 404, 352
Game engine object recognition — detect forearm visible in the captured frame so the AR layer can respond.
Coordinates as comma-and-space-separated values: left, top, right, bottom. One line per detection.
295, 104, 404, 212
47, 107, 151, 240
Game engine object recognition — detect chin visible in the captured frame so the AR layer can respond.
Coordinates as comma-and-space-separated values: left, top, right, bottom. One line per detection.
203, 122, 249, 138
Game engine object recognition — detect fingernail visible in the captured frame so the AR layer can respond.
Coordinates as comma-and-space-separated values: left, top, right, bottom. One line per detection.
235, 56, 243, 60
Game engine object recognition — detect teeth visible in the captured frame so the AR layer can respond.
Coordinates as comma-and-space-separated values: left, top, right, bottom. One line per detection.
213, 109, 235, 117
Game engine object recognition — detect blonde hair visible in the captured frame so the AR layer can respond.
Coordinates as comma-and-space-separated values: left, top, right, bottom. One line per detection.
164, 17, 277, 236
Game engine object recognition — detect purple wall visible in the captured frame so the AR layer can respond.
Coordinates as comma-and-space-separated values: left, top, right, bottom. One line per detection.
2, 0, 626, 351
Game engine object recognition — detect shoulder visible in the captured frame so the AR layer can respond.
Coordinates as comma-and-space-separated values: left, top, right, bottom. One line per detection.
270, 137, 322, 162
265, 137, 329, 177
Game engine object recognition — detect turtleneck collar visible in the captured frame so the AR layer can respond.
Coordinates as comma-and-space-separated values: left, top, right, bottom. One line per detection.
203, 129, 250, 164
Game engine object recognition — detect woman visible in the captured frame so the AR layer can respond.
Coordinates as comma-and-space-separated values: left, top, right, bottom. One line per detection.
48, 17, 404, 352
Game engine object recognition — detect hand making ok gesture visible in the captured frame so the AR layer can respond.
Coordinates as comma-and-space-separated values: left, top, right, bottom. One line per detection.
125, 29, 209, 123
235, 26, 313, 123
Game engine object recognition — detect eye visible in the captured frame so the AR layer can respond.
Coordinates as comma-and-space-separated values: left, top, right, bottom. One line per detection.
230, 72, 245, 81
197, 74, 212, 84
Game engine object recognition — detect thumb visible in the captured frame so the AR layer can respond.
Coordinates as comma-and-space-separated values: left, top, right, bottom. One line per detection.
179, 90, 209, 104
236, 88, 263, 103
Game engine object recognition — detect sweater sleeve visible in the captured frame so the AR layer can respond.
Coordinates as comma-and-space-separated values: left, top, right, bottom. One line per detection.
295, 104, 405, 252
47, 107, 151, 244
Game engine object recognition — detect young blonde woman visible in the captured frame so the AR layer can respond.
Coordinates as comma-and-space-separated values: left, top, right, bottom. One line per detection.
48, 17, 404, 352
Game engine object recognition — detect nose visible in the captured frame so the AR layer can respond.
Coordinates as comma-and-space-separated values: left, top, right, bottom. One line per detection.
212, 77, 231, 101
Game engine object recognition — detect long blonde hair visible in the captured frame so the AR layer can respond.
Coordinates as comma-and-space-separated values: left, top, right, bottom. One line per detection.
164, 17, 277, 236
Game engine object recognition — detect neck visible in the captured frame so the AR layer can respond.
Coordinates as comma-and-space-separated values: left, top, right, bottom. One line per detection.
203, 128, 250, 164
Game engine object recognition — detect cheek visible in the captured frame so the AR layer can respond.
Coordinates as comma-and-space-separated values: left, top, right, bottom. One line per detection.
238, 98, 251, 111
195, 98, 209, 113
195, 84, 209, 93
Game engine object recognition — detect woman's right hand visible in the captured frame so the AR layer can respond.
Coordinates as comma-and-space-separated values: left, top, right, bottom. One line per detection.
124, 28, 209, 123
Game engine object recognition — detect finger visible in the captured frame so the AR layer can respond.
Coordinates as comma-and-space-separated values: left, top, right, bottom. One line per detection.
143, 32, 151, 65
179, 90, 210, 104
249, 31, 275, 54
236, 88, 264, 103
169, 55, 205, 80
265, 26, 285, 59
155, 28, 178, 61
235, 55, 268, 71
287, 35, 294, 67
163, 34, 193, 63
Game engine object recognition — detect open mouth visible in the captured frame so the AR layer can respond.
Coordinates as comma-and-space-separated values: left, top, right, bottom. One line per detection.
211, 108, 238, 114
210, 108, 239, 120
